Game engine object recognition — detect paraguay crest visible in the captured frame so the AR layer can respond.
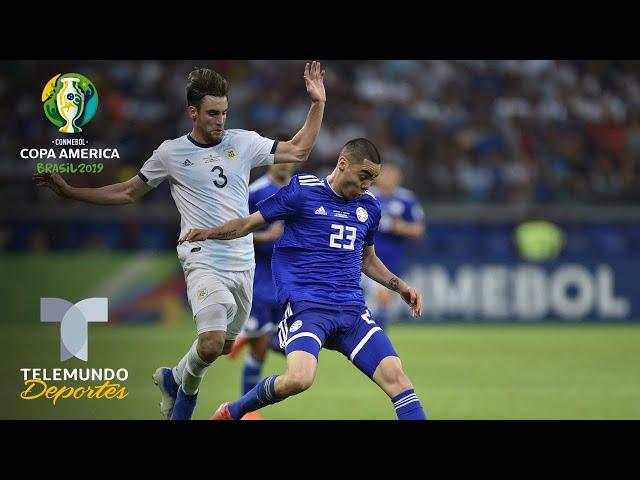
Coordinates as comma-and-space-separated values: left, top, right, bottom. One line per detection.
42, 73, 99, 133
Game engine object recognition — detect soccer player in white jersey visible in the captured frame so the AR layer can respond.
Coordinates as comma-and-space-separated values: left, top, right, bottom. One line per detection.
33, 61, 326, 420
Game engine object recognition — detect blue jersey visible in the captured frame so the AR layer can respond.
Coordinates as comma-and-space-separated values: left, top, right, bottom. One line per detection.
249, 174, 281, 302
370, 186, 424, 273
257, 174, 381, 308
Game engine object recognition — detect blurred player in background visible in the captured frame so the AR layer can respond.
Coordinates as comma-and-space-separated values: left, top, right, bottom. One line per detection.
228, 160, 297, 419
181, 138, 427, 420
366, 163, 425, 330
33, 61, 326, 420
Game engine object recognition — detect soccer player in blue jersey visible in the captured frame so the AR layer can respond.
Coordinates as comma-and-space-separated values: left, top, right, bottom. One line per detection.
366, 163, 425, 330
230, 162, 297, 419
180, 138, 427, 420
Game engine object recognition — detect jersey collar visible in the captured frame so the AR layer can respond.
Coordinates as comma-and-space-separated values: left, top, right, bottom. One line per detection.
187, 133, 221, 148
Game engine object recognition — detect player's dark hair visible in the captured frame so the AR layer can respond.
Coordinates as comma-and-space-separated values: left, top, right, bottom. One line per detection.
186, 68, 228, 109
340, 138, 382, 164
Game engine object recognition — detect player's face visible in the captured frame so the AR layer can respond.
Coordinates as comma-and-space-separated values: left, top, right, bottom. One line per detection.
270, 162, 297, 183
342, 158, 380, 199
376, 165, 401, 192
191, 95, 228, 143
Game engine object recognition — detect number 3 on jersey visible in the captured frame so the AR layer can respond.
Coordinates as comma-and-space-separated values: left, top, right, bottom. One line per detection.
211, 166, 227, 188
329, 224, 356, 250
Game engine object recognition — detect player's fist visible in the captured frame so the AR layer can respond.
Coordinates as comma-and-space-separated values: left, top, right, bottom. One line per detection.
178, 228, 211, 244
32, 172, 69, 197
400, 285, 423, 318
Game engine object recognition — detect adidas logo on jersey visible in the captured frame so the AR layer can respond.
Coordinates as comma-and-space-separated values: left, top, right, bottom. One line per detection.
182, 159, 194, 166
314, 206, 327, 215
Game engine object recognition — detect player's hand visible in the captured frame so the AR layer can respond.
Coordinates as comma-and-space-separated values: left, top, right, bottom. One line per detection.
178, 228, 211, 244
304, 61, 326, 104
32, 172, 69, 197
399, 285, 422, 318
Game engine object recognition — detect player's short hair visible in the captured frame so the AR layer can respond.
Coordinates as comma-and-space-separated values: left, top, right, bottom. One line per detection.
340, 138, 382, 165
186, 68, 228, 109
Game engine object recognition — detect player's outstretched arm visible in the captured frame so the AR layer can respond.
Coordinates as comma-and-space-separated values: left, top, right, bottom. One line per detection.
274, 61, 326, 164
178, 211, 268, 243
32, 172, 151, 205
392, 219, 425, 240
361, 245, 423, 318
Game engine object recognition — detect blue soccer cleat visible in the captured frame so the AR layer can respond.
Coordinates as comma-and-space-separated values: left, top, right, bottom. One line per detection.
170, 387, 198, 420
152, 367, 179, 420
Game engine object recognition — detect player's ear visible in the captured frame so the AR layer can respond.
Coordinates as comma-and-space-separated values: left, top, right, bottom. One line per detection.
337, 156, 348, 171
188, 105, 198, 121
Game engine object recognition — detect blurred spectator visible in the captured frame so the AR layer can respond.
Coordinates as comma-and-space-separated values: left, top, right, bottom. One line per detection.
4, 60, 640, 252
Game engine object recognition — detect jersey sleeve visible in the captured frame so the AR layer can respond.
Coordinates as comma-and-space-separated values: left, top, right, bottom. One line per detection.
244, 130, 278, 169
249, 188, 260, 215
138, 143, 169, 188
257, 176, 300, 222
364, 201, 381, 246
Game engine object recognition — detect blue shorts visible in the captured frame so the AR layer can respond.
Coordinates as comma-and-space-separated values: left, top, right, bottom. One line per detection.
243, 299, 281, 339
276, 301, 398, 379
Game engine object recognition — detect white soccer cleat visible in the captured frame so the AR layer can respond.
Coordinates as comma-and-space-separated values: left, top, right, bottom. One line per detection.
152, 367, 179, 420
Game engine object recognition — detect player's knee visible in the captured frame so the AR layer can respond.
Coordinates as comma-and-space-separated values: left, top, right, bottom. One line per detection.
197, 333, 225, 363
283, 372, 314, 395
378, 357, 413, 391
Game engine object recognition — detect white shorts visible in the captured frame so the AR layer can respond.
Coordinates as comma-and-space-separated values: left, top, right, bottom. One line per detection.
179, 247, 254, 341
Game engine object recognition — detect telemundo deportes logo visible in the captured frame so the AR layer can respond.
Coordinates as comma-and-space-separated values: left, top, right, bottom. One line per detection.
41, 73, 99, 133
18, 297, 129, 406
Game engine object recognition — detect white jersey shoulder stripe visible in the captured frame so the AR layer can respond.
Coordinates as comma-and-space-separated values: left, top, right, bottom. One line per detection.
364, 190, 376, 199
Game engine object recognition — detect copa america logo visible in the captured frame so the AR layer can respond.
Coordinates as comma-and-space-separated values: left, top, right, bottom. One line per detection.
40, 298, 108, 361
41, 73, 99, 133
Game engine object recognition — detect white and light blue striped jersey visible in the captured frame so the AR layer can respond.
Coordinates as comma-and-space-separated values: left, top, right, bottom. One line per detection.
139, 129, 277, 271
257, 174, 381, 307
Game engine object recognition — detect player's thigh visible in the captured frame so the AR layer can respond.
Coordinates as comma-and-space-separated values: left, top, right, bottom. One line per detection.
276, 303, 331, 361
226, 268, 255, 341
283, 350, 318, 385
186, 271, 236, 336
335, 308, 398, 379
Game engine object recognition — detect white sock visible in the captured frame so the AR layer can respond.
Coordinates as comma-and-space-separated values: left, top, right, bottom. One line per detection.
181, 340, 210, 395
172, 340, 196, 386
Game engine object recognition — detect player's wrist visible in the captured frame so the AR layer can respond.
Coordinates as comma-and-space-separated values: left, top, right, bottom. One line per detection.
61, 183, 73, 198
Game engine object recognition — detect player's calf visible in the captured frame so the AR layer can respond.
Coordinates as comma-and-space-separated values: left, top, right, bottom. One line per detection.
373, 356, 427, 420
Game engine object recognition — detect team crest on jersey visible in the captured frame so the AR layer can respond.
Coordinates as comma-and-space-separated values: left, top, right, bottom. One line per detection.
356, 207, 368, 222
289, 320, 303, 332
224, 148, 237, 160
197, 289, 208, 301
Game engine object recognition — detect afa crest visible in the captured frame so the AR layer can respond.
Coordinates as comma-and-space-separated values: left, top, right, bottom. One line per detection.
224, 148, 237, 160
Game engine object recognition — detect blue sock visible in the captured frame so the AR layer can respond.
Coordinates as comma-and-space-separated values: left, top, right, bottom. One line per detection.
392, 389, 427, 420
228, 375, 284, 419
170, 386, 198, 420
242, 354, 263, 395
